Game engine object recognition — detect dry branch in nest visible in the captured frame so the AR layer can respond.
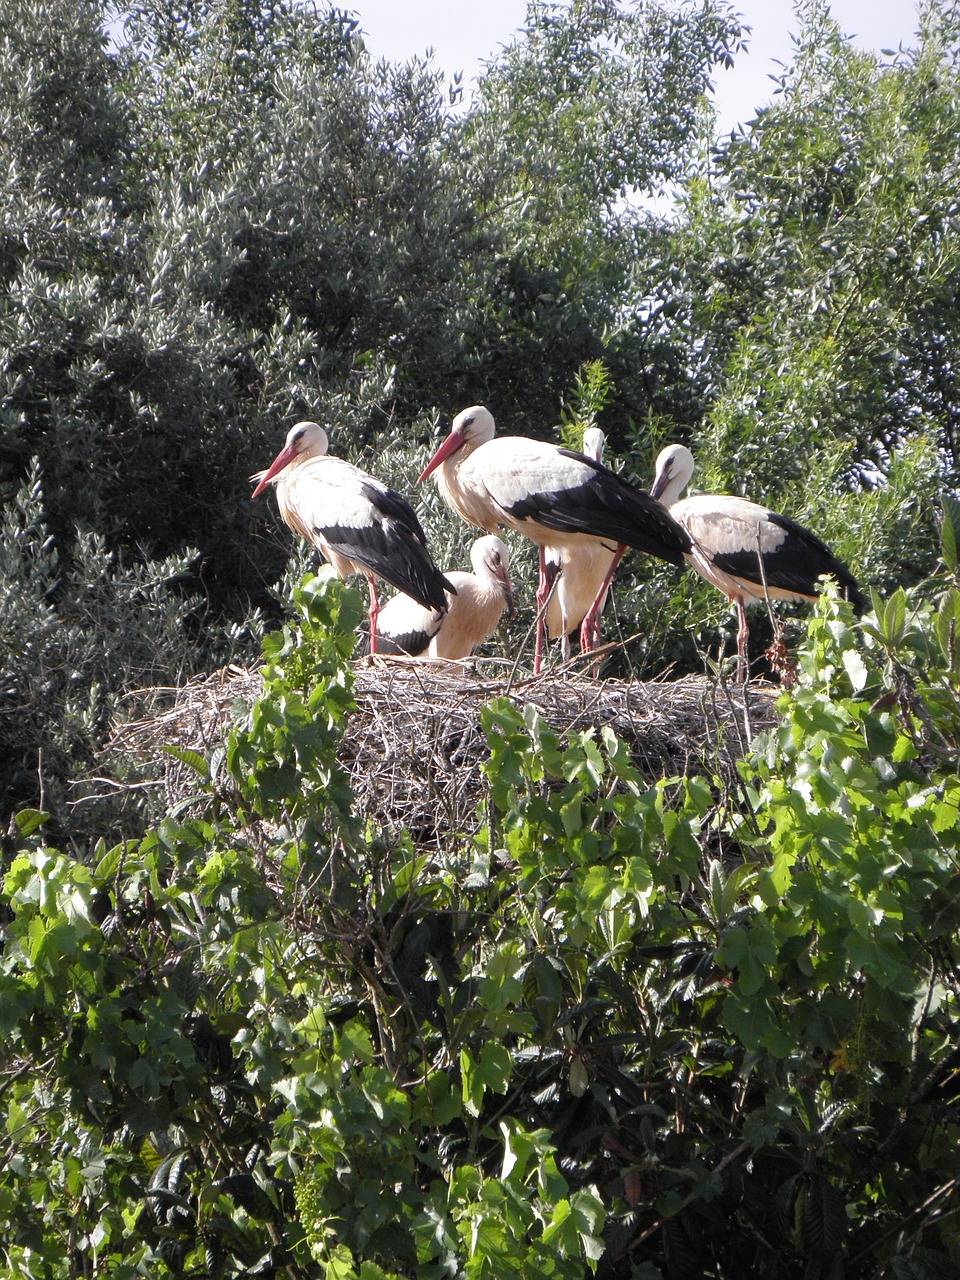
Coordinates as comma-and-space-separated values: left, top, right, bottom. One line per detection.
107, 656, 781, 852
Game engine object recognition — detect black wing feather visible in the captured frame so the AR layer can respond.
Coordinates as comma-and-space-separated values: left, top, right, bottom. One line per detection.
309, 479, 451, 612
359, 626, 434, 658
317, 515, 455, 613
710, 511, 864, 612
506, 458, 691, 567
360, 480, 431, 547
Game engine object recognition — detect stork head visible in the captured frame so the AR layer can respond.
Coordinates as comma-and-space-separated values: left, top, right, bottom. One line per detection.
650, 443, 695, 507
581, 426, 606, 466
472, 534, 516, 619
418, 406, 496, 483
252, 421, 329, 497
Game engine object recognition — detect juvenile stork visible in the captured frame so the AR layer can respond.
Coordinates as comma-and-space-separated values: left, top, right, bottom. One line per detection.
365, 535, 515, 660
543, 427, 619, 660
252, 421, 454, 655
650, 443, 864, 671
418, 407, 691, 672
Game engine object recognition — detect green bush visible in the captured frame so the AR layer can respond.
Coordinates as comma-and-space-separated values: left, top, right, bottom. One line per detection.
4, 554, 960, 1276
0, 461, 234, 838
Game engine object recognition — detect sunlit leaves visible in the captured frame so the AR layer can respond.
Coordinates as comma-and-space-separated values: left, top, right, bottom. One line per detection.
5, 5, 960, 1272
6, 540, 960, 1276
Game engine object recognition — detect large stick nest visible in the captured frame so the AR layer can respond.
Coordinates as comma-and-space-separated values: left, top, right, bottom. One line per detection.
108, 657, 781, 851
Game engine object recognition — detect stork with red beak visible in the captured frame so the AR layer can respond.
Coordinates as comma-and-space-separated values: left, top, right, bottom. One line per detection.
252, 421, 454, 655
418, 407, 691, 672
364, 534, 516, 660
650, 443, 864, 674
543, 427, 619, 661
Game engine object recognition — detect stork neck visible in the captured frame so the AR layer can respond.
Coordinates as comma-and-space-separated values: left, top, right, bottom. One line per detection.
652, 468, 691, 507
660, 477, 686, 507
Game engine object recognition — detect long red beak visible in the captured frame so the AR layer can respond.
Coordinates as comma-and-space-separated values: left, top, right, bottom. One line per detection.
418, 430, 464, 483
251, 443, 297, 498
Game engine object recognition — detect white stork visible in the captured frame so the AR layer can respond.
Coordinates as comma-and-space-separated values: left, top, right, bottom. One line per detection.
650, 443, 864, 672
543, 427, 619, 660
252, 421, 454, 655
364, 535, 516, 660
418, 407, 691, 673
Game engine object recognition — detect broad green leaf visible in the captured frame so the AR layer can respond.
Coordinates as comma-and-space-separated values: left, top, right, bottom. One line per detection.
162, 744, 211, 780
14, 808, 49, 837
324, 1245, 358, 1280
335, 1020, 375, 1066
940, 494, 960, 571
881, 589, 907, 647
841, 649, 869, 692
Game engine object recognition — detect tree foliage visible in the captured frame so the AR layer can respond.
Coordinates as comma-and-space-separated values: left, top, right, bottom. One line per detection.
4, 0, 959, 829
0, 0, 749, 830
656, 0, 960, 500
4, 5, 960, 1263
4, 546, 960, 1275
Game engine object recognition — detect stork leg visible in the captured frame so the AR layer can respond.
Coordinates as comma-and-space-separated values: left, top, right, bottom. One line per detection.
534, 547, 554, 675
735, 597, 750, 682
579, 543, 626, 655
366, 576, 382, 657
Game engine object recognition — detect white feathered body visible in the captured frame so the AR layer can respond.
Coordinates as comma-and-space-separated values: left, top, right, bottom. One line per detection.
370, 535, 514, 660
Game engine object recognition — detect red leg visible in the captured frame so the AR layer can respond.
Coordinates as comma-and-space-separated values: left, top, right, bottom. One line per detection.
367, 576, 381, 656
580, 611, 599, 654
534, 546, 551, 675
735, 597, 749, 682
579, 543, 625, 654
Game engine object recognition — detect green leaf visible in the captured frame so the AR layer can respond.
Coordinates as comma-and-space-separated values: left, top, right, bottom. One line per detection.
14, 808, 49, 837
932, 786, 960, 834
461, 1042, 513, 1118
796, 1174, 846, 1264
359, 1263, 399, 1280
477, 1041, 513, 1096
29, 917, 79, 971
940, 494, 960, 571
324, 1245, 357, 1280
560, 793, 583, 837
461, 1047, 483, 1118
934, 589, 960, 669
335, 1020, 375, 1066
162, 744, 211, 780
169, 956, 201, 1010
93, 840, 124, 883
881, 589, 907, 647
841, 648, 869, 692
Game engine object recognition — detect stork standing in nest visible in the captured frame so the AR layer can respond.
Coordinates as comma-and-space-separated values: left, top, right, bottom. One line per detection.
363, 534, 516, 660
419, 406, 692, 673
650, 443, 864, 674
252, 421, 454, 655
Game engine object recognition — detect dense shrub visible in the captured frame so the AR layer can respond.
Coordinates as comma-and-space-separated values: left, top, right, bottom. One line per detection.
0, 0, 746, 830
4, 547, 960, 1275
